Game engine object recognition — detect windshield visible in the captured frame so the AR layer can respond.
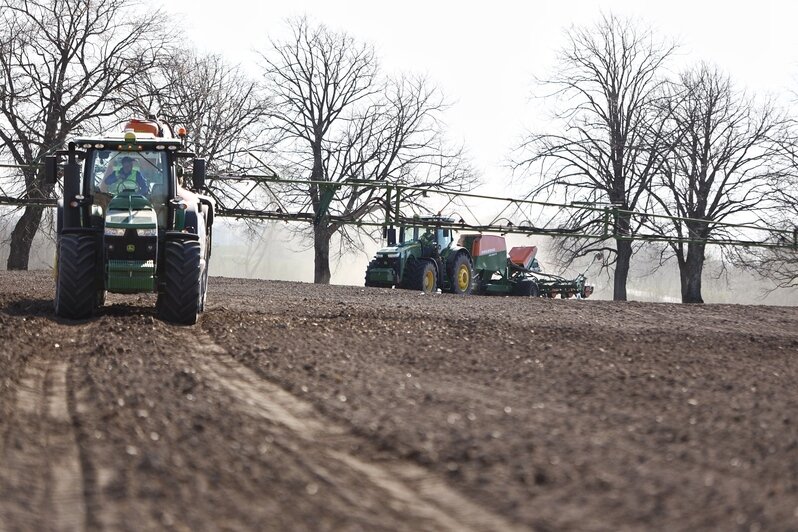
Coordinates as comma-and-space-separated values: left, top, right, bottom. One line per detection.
90, 150, 167, 194
400, 225, 452, 248
401, 226, 421, 244
90, 149, 169, 225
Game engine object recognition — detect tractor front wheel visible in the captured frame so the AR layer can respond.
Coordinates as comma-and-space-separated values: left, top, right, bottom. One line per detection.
54, 234, 99, 319
407, 260, 437, 293
449, 253, 473, 295
157, 240, 202, 325
364, 260, 392, 288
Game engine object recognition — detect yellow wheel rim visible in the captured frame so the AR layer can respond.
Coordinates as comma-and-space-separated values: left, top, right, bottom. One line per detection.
423, 270, 435, 292
457, 264, 470, 291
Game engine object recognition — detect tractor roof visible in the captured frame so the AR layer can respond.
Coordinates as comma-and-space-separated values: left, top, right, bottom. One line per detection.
71, 133, 184, 150
418, 215, 455, 224
72, 117, 184, 149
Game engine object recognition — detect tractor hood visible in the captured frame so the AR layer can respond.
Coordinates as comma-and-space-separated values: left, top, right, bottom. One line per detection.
103, 193, 158, 294
105, 208, 157, 230
105, 194, 157, 230
375, 241, 417, 257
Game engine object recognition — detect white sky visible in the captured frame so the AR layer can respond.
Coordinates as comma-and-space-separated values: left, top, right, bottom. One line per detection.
159, 0, 798, 288
164, 0, 798, 185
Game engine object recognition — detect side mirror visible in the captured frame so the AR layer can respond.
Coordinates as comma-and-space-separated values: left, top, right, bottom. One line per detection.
44, 156, 58, 185
386, 228, 396, 246
192, 158, 206, 190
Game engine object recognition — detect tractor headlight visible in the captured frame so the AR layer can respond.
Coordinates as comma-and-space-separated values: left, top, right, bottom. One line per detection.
137, 228, 158, 237
104, 227, 125, 236
381, 252, 400, 258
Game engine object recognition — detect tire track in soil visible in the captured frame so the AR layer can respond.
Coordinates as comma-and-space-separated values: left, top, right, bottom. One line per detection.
187, 331, 525, 532
0, 356, 86, 532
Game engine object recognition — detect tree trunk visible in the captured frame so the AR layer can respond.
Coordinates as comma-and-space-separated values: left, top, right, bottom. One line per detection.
313, 223, 331, 284
613, 238, 632, 301
7, 205, 45, 270
679, 242, 705, 304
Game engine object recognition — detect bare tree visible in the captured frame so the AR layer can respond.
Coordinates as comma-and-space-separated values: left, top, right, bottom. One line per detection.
0, 0, 172, 269
124, 48, 274, 224
648, 64, 792, 303
126, 48, 271, 173
732, 134, 798, 290
263, 18, 474, 284
514, 14, 676, 300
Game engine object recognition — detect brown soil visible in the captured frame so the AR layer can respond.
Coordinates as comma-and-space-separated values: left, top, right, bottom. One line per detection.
0, 271, 797, 531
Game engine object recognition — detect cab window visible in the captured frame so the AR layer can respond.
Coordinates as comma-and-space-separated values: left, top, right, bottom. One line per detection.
89, 150, 169, 225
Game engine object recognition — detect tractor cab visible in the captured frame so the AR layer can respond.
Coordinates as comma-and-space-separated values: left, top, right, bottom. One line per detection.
399, 217, 452, 245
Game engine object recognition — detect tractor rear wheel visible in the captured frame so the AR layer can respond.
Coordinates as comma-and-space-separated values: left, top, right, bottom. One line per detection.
448, 253, 473, 295
55, 234, 99, 319
407, 260, 437, 293
157, 240, 202, 325
513, 279, 540, 297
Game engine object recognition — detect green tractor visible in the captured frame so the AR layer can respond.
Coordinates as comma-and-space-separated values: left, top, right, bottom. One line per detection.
49, 118, 214, 324
365, 216, 474, 294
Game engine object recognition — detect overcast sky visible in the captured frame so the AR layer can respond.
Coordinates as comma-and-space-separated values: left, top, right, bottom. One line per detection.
164, 0, 798, 189
158, 0, 798, 291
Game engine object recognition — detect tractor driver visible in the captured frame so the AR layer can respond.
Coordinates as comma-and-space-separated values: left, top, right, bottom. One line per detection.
419, 228, 440, 258
100, 156, 149, 195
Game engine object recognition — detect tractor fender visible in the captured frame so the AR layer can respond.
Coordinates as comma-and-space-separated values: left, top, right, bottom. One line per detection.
182, 202, 206, 245
446, 247, 473, 276
183, 207, 207, 255
419, 257, 439, 277
56, 199, 64, 235
447, 247, 473, 267
197, 194, 215, 228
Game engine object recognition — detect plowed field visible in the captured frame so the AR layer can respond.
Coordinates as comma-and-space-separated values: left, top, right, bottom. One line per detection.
1, 271, 797, 531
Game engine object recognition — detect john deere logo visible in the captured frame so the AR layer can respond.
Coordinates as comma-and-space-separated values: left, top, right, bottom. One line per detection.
126, 244, 135, 253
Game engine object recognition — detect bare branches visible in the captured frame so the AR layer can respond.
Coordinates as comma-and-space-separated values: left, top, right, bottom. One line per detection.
262, 17, 475, 283
514, 14, 675, 300
648, 64, 795, 302
0, 0, 173, 162
0, 0, 175, 268
125, 49, 272, 174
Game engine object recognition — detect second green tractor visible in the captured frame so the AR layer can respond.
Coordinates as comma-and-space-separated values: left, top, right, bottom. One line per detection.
365, 216, 473, 294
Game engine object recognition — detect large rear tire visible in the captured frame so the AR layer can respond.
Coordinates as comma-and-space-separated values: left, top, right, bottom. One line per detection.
54, 234, 99, 319
157, 240, 202, 325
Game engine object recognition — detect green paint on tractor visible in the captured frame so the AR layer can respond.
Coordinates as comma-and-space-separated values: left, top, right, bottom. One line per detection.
365, 216, 474, 295
103, 191, 160, 292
